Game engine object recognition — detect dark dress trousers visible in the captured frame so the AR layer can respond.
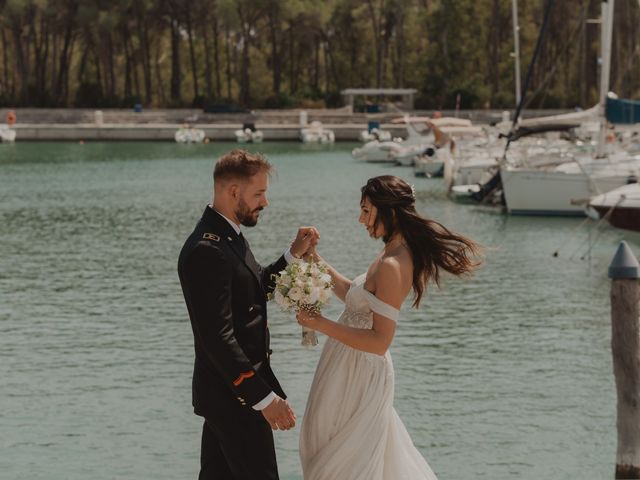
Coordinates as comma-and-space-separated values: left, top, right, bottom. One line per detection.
178, 206, 288, 480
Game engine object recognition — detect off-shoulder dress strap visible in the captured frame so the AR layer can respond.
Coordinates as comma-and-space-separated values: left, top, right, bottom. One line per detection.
361, 288, 400, 322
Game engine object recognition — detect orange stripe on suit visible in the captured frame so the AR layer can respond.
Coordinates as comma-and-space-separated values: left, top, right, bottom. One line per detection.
233, 371, 255, 386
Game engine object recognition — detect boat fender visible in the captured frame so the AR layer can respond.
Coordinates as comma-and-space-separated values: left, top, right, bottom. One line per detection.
6, 110, 16, 126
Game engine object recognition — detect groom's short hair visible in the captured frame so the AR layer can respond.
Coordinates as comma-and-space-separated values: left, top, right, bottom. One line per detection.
214, 149, 273, 183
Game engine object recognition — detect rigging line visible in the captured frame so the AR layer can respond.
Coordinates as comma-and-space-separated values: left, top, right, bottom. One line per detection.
503, 0, 556, 162
521, 4, 589, 110
567, 195, 625, 260
551, 215, 592, 257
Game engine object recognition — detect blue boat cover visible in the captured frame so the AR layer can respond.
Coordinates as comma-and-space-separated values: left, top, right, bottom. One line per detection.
607, 97, 640, 124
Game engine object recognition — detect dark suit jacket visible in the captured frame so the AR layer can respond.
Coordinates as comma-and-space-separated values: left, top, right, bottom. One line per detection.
178, 206, 288, 417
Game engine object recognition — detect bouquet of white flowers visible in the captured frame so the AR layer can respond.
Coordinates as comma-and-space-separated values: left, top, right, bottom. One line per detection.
271, 260, 334, 346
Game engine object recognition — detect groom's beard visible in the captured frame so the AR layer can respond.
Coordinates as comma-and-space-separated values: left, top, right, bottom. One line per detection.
236, 198, 263, 227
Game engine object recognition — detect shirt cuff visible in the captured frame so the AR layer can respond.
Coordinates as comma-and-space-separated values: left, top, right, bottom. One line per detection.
252, 391, 277, 411
284, 248, 300, 264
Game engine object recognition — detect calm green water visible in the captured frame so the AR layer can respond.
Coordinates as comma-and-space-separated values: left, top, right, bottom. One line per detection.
1, 141, 639, 480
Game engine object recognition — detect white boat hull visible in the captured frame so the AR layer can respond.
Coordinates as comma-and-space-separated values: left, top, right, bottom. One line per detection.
352, 141, 399, 162
359, 128, 392, 142
414, 158, 444, 177
300, 121, 335, 143
501, 166, 634, 216
451, 159, 498, 186
1, 127, 16, 143
392, 144, 427, 166
175, 128, 205, 143
235, 129, 264, 143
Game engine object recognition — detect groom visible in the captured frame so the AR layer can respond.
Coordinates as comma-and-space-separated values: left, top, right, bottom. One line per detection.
178, 149, 319, 480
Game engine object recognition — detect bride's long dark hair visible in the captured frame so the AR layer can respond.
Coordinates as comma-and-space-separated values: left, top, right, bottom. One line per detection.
361, 175, 482, 307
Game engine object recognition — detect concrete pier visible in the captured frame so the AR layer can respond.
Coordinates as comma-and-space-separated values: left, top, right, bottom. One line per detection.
2, 107, 572, 142
11, 122, 379, 142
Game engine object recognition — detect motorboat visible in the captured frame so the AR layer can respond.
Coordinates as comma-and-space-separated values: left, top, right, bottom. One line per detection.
351, 140, 403, 162
300, 121, 334, 143
235, 123, 264, 143
0, 125, 16, 143
450, 183, 482, 201
394, 143, 432, 166
175, 125, 206, 143
352, 118, 433, 163
359, 127, 392, 142
393, 117, 483, 166
586, 182, 640, 231
413, 145, 453, 177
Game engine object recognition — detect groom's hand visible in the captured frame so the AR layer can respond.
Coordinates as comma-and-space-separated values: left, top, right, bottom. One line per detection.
290, 226, 320, 259
262, 396, 296, 431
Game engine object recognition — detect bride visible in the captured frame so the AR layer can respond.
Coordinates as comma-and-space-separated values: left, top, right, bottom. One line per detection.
296, 175, 481, 480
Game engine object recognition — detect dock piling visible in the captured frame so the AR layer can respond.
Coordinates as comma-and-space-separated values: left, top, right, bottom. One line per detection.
609, 241, 640, 479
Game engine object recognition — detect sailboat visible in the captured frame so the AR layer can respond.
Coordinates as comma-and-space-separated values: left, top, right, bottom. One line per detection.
499, 0, 640, 216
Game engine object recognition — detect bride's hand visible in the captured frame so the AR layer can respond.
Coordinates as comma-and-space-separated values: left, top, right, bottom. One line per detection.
302, 246, 322, 263
296, 309, 321, 329
290, 226, 320, 259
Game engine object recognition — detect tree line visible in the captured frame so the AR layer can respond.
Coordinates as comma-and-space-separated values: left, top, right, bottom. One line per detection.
1, 0, 639, 110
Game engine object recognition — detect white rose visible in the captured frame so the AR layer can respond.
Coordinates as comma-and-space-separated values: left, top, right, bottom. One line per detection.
288, 287, 303, 302
294, 278, 305, 289
318, 288, 331, 303
274, 290, 286, 307
279, 274, 291, 287
320, 273, 332, 285
306, 287, 320, 305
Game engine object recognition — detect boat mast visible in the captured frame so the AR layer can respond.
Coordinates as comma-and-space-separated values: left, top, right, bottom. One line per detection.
512, 0, 522, 106
596, 0, 614, 158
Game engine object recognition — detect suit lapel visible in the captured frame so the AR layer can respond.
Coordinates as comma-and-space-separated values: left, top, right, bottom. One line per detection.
201, 207, 262, 287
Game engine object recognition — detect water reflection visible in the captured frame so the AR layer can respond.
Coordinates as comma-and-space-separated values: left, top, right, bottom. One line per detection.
0, 142, 635, 479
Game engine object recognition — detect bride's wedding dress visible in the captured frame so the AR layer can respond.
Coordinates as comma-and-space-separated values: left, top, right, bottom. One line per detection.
299, 273, 438, 480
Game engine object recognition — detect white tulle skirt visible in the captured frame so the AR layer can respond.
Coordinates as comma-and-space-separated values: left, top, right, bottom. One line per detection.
299, 337, 438, 480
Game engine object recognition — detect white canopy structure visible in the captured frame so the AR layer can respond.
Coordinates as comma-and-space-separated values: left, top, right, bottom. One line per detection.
341, 88, 418, 111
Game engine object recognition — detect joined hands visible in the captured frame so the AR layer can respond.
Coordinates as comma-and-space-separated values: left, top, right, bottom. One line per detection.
290, 226, 320, 260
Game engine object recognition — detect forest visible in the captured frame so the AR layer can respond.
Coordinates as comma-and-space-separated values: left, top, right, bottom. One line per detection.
1, 0, 639, 110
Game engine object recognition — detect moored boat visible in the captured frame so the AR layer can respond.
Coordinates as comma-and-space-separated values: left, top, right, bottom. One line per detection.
300, 121, 335, 143
0, 125, 16, 143
235, 123, 264, 143
587, 182, 640, 231
175, 125, 206, 143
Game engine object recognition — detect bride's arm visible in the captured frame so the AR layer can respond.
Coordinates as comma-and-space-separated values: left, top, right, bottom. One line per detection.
308, 251, 352, 302
297, 260, 405, 355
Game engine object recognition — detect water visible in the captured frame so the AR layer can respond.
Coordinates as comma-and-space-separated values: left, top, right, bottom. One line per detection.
1, 141, 639, 479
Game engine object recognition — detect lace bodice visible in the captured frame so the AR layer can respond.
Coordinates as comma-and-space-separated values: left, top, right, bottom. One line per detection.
339, 273, 400, 329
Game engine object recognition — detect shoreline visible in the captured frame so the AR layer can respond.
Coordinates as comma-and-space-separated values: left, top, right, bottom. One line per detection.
2, 107, 574, 141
